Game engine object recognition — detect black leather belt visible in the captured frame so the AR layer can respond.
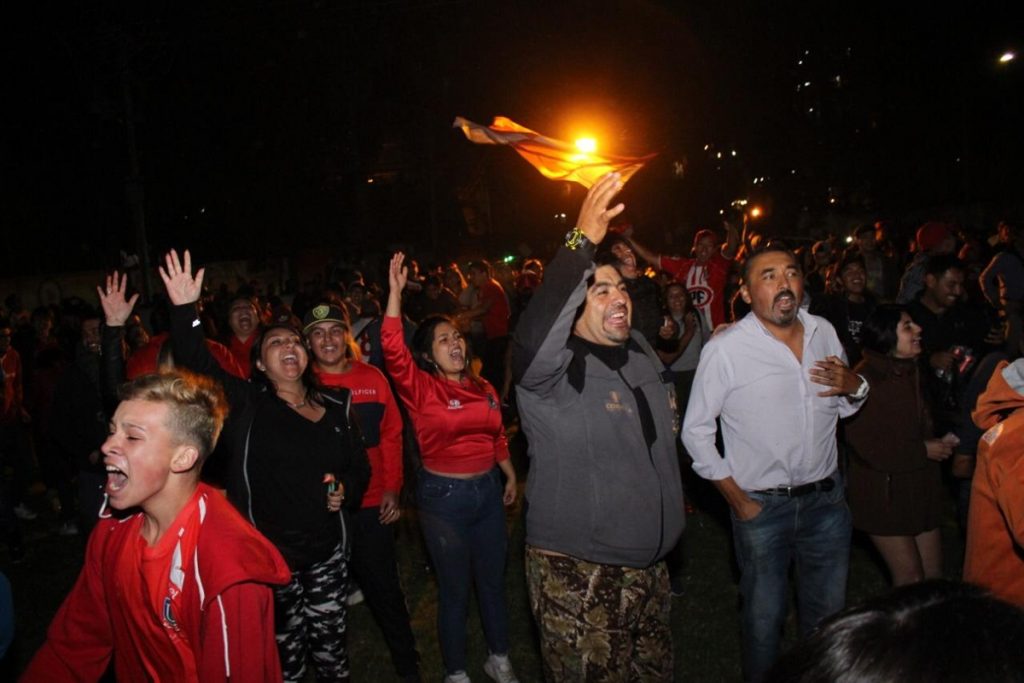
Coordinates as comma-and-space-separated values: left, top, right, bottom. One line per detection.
755, 477, 835, 498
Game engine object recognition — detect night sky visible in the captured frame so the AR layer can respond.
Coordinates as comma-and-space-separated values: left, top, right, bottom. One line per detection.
6, 2, 1022, 277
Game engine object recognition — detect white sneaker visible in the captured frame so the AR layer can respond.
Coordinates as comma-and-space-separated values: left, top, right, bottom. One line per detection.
483, 654, 518, 683
345, 588, 365, 606
443, 672, 471, 683
14, 503, 37, 521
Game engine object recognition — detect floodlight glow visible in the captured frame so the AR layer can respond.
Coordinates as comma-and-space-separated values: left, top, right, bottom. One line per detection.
575, 138, 597, 153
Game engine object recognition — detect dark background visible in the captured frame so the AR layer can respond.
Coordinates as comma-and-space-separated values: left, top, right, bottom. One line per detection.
5, 1, 1022, 276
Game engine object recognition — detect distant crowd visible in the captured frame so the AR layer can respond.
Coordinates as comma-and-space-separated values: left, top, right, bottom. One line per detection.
4, 182, 1024, 682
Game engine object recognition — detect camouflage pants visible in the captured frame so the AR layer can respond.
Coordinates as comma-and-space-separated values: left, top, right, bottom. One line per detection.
526, 546, 673, 682
275, 543, 350, 682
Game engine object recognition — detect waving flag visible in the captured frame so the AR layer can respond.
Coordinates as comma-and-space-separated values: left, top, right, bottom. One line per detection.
453, 116, 655, 188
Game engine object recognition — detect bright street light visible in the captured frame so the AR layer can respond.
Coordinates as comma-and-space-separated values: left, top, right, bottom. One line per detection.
999, 51, 1016, 64
575, 137, 597, 153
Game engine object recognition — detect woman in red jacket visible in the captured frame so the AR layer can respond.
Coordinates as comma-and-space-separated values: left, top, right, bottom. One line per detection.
383, 252, 518, 683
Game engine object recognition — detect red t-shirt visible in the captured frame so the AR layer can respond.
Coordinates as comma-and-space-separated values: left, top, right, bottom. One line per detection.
316, 360, 404, 507
381, 315, 509, 474
115, 494, 203, 680
478, 279, 511, 339
660, 253, 734, 329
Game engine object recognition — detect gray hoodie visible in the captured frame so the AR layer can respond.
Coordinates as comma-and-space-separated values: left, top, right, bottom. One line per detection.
512, 244, 685, 568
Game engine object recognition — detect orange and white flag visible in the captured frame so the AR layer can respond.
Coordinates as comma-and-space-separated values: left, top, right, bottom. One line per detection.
453, 116, 655, 188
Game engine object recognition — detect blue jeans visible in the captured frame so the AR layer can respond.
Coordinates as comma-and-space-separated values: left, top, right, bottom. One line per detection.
731, 474, 852, 682
417, 468, 510, 675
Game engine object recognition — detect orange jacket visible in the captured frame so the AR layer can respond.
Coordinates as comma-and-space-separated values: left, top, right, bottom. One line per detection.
965, 360, 1024, 606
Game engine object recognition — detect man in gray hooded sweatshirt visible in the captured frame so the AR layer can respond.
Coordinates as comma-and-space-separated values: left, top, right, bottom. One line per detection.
512, 173, 685, 683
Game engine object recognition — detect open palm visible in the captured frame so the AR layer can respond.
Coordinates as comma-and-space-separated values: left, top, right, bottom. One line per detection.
159, 249, 205, 305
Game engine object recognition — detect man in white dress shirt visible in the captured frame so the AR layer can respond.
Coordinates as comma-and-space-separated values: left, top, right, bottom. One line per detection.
682, 245, 869, 682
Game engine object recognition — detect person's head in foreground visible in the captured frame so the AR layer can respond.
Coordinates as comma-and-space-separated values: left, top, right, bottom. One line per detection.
766, 579, 1024, 683
103, 370, 227, 515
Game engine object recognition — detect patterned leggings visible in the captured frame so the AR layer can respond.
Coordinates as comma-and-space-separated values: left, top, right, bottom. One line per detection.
275, 543, 350, 682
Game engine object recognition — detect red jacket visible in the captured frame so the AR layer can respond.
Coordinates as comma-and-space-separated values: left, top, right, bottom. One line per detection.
316, 360, 404, 507
381, 316, 508, 474
22, 484, 291, 682
126, 333, 246, 381
1, 347, 23, 424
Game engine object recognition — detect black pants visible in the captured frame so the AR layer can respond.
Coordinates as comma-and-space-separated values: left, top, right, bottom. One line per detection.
350, 506, 420, 677
480, 335, 509, 395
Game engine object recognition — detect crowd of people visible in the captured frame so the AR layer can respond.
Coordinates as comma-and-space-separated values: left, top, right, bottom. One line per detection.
3, 172, 1024, 681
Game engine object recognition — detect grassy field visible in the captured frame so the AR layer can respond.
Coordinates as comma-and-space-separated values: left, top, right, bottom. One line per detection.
2, 449, 966, 682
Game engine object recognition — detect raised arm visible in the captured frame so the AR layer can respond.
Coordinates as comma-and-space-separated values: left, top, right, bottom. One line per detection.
512, 172, 624, 395
159, 250, 251, 408
626, 234, 661, 268
979, 253, 1005, 309
385, 252, 408, 319
382, 252, 437, 408
722, 220, 741, 259
97, 271, 136, 411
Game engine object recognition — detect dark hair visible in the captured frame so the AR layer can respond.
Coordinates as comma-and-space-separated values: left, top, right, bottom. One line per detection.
835, 252, 866, 278
466, 260, 492, 277
249, 324, 325, 404
411, 315, 483, 386
853, 223, 875, 238
766, 580, 1024, 683
924, 253, 965, 279
594, 245, 624, 270
859, 304, 907, 355
741, 244, 801, 284
664, 281, 694, 313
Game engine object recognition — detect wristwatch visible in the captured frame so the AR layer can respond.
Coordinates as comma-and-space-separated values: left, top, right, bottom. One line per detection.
850, 374, 869, 400
565, 227, 590, 250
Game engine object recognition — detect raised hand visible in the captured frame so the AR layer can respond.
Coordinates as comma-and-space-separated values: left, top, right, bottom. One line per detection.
385, 252, 408, 319
577, 172, 625, 245
158, 249, 205, 306
389, 252, 408, 292
96, 271, 139, 326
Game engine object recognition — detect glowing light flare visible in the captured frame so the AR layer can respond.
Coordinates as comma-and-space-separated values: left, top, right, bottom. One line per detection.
1000, 51, 1016, 64
748, 206, 763, 219
575, 137, 597, 153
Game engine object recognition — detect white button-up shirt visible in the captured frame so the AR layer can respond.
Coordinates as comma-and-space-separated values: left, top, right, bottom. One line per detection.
682, 309, 866, 491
